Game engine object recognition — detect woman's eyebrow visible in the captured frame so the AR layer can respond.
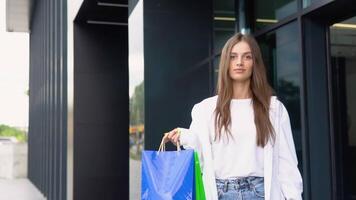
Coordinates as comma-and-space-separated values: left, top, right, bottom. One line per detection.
230, 51, 252, 55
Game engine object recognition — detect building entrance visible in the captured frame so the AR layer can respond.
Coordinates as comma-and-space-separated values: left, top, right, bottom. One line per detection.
330, 15, 356, 200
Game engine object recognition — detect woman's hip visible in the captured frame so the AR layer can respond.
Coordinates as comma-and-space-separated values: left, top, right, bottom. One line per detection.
215, 176, 265, 200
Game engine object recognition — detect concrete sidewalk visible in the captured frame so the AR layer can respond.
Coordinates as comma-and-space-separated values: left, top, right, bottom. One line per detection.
0, 178, 46, 200
130, 158, 141, 200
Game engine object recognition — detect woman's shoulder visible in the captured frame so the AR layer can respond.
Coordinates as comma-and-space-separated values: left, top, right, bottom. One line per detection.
194, 95, 218, 109
190, 95, 218, 116
269, 96, 277, 110
270, 95, 283, 108
195, 95, 281, 108
192, 95, 287, 114
269, 96, 290, 119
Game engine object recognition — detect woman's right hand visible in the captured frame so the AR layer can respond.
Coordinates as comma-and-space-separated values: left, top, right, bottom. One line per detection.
163, 128, 181, 146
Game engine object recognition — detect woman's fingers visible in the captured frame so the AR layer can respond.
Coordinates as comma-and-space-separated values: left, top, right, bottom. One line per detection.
163, 128, 179, 145
168, 129, 177, 139
172, 136, 178, 146
172, 132, 180, 144
171, 129, 180, 146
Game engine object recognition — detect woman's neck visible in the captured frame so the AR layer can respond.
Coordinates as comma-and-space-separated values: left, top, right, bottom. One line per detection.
232, 80, 252, 99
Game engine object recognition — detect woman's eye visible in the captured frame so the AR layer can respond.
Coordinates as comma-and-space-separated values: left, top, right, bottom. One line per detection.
230, 55, 236, 59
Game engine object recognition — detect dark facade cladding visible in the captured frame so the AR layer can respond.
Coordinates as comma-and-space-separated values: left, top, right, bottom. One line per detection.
28, 0, 67, 200
143, 0, 213, 151
73, 18, 129, 200
73, 1, 129, 199
28, 0, 129, 199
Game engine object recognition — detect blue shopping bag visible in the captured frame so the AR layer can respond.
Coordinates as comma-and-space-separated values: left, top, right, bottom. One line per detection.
141, 139, 195, 200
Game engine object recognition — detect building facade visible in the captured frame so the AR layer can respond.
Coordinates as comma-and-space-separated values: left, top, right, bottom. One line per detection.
6, 0, 356, 199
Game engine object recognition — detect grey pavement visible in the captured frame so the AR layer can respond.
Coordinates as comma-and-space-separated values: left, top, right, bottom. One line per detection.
130, 158, 141, 200
0, 159, 141, 200
0, 178, 46, 200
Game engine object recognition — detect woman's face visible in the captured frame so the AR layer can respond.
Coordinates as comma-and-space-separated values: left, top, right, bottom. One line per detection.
228, 41, 253, 83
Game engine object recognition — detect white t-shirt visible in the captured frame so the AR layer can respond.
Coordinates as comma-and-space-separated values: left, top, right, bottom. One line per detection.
212, 98, 264, 179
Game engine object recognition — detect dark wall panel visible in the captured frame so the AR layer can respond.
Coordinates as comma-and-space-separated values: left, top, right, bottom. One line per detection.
28, 0, 67, 200
303, 18, 332, 200
73, 23, 129, 200
144, 0, 214, 150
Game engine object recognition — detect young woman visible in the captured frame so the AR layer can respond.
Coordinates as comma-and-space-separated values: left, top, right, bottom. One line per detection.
164, 33, 303, 200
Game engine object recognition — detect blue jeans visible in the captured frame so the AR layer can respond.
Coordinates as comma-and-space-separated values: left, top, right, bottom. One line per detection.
216, 176, 265, 200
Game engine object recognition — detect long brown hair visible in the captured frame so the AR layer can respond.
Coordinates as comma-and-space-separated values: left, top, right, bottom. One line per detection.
214, 32, 275, 147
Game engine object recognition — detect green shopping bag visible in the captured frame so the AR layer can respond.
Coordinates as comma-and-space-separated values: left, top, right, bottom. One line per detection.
194, 152, 206, 200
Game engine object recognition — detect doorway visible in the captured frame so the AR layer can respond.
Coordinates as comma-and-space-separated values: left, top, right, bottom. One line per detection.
330, 15, 356, 200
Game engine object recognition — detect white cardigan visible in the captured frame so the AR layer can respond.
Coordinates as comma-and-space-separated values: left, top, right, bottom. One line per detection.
179, 95, 303, 200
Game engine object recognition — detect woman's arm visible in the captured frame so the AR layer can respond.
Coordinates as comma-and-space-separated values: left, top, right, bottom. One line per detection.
278, 103, 303, 200
179, 103, 202, 149
179, 103, 208, 169
165, 103, 205, 152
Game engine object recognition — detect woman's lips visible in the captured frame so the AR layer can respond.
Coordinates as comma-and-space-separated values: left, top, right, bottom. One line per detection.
233, 68, 246, 73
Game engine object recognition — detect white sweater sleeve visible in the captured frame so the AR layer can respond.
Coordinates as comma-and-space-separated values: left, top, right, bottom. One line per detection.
178, 103, 207, 170
278, 103, 303, 200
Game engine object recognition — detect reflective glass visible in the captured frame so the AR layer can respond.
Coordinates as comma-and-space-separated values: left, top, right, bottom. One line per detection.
254, 0, 297, 31
257, 21, 304, 174
213, 0, 236, 87
330, 16, 356, 199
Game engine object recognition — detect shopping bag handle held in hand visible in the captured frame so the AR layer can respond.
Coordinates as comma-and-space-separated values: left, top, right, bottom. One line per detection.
158, 133, 181, 152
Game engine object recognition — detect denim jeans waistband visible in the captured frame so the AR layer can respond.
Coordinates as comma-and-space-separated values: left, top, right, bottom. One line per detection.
215, 176, 264, 192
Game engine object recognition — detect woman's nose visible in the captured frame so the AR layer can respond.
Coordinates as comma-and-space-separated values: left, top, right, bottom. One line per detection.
236, 58, 243, 66
236, 56, 243, 64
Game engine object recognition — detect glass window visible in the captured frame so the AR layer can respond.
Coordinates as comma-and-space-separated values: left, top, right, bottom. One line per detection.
257, 21, 304, 174
254, 0, 298, 31
303, 0, 333, 8
303, 0, 313, 7
330, 16, 356, 199
213, 0, 236, 87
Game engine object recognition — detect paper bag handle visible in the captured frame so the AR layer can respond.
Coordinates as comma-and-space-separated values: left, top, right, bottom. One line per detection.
158, 130, 181, 152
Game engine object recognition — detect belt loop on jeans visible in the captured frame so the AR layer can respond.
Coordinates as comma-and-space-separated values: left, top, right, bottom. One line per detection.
223, 180, 228, 192
246, 177, 253, 190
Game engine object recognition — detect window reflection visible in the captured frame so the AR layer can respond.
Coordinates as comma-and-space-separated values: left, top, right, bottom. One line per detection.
303, 0, 312, 7
254, 0, 297, 31
257, 21, 303, 174
303, 0, 333, 8
330, 16, 356, 198
213, 0, 236, 87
